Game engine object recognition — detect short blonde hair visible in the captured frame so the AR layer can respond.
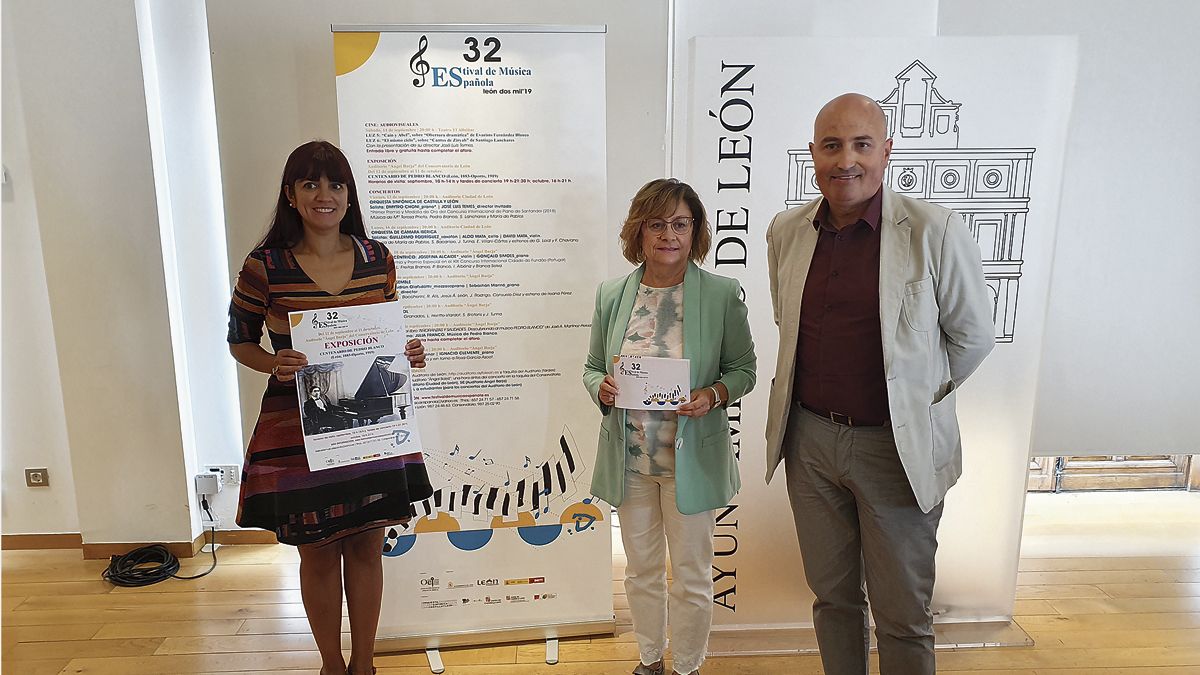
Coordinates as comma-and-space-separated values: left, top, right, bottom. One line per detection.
619, 178, 711, 265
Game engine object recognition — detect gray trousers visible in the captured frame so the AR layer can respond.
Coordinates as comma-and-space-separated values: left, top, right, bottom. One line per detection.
783, 403, 943, 675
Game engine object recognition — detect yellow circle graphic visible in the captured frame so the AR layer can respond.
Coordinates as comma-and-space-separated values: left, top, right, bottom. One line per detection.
414, 511, 461, 533
334, 32, 381, 77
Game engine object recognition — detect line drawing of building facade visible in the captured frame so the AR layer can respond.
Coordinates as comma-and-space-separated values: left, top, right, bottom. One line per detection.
786, 59, 1034, 343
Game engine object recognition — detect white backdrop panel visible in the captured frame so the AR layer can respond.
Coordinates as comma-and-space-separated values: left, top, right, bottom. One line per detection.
668, 0, 938, 178
684, 36, 1077, 626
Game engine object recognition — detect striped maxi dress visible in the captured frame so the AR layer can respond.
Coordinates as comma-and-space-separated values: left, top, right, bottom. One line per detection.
227, 235, 432, 546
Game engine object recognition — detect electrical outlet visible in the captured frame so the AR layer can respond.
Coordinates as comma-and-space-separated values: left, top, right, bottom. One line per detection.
195, 473, 221, 496
25, 468, 49, 487
204, 464, 241, 486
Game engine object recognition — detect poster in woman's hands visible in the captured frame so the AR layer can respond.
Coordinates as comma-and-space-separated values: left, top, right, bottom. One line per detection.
289, 303, 423, 470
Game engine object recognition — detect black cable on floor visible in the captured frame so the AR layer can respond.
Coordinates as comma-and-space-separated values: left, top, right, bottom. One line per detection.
101, 497, 219, 587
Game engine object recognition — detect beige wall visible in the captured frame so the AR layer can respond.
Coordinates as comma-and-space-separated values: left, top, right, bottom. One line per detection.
1, 7, 80, 534
4, 0, 193, 543
939, 0, 1200, 455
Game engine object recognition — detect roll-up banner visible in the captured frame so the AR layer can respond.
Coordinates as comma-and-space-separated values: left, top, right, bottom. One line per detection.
333, 25, 612, 647
682, 36, 1077, 635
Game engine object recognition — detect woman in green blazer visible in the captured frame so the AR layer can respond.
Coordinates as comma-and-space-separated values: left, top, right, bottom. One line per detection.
583, 179, 756, 675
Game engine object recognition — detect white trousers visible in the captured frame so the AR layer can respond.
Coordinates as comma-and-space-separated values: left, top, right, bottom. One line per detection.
618, 471, 716, 674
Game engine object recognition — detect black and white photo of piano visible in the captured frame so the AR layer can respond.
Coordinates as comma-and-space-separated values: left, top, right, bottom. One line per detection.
296, 355, 414, 436
338, 355, 411, 423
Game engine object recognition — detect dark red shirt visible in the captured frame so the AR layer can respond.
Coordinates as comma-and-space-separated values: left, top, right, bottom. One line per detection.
794, 188, 889, 424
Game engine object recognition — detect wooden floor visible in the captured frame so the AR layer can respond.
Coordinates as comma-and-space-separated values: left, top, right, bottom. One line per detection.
3, 491, 1199, 674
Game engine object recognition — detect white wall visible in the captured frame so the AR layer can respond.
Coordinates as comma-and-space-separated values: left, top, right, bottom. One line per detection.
5, 0, 195, 544
939, 0, 1200, 456
1, 8, 80, 535
205, 1, 671, 454
135, 0, 244, 531
668, 0, 938, 173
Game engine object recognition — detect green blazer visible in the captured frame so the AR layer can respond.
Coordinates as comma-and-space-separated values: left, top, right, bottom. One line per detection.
582, 262, 756, 515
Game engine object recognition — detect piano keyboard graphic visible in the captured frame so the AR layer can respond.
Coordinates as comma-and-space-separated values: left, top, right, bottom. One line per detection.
418, 428, 584, 519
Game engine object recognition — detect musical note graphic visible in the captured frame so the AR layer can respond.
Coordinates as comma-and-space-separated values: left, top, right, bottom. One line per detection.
418, 428, 584, 520
409, 35, 430, 87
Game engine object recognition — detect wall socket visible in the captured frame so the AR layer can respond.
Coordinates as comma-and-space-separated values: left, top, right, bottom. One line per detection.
195, 473, 222, 496
203, 464, 241, 486
25, 468, 49, 487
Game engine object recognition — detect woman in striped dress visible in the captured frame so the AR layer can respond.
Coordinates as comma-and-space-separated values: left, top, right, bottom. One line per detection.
228, 141, 432, 675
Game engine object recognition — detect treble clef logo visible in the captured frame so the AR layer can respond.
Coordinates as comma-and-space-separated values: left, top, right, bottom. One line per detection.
409, 35, 430, 87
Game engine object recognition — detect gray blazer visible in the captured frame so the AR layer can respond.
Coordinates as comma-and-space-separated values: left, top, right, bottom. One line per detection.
764, 187, 995, 512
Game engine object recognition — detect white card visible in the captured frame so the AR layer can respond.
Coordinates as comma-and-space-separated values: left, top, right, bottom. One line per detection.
612, 355, 691, 410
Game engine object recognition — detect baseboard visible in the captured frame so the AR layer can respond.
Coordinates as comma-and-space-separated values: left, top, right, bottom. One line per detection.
213, 529, 278, 545
82, 540, 202, 560
1, 532, 83, 550
4, 529, 278, 556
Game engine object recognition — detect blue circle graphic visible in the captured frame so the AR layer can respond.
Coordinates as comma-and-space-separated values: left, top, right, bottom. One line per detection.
518, 524, 563, 546
382, 534, 416, 557
447, 529, 493, 551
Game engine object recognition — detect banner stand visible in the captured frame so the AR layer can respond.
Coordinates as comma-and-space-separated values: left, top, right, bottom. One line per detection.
376, 618, 614, 653
333, 23, 614, 653
423, 636, 559, 673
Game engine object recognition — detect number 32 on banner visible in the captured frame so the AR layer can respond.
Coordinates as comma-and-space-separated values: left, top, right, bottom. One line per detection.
463, 36, 502, 63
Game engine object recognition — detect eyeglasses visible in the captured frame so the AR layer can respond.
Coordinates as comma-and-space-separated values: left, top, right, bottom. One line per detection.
643, 217, 695, 235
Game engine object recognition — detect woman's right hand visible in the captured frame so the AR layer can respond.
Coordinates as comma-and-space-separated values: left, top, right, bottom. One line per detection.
598, 374, 619, 407
272, 349, 308, 382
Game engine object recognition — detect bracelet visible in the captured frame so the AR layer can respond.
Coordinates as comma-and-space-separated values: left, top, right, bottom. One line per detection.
708, 385, 723, 407
271, 364, 280, 377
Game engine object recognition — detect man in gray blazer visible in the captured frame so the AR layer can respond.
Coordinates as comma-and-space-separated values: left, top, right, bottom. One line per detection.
764, 93, 995, 674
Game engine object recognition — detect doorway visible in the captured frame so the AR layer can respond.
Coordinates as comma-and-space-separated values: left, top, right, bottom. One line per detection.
1028, 454, 1197, 492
